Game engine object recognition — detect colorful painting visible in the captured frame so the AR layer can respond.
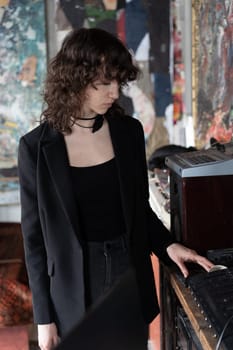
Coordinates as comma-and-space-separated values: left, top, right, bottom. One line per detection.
0, 0, 47, 204
192, 0, 233, 148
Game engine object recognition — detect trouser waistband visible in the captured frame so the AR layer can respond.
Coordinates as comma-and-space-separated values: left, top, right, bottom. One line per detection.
85, 235, 129, 252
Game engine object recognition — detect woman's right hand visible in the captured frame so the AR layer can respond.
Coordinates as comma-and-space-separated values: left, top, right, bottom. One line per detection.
38, 322, 61, 350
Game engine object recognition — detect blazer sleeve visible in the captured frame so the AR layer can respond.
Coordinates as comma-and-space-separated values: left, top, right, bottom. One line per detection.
135, 120, 175, 260
18, 136, 55, 324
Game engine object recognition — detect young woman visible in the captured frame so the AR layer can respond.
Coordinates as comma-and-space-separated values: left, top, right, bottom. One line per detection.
18, 28, 213, 350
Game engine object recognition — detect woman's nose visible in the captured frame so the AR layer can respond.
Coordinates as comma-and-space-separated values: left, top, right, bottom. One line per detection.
109, 81, 119, 99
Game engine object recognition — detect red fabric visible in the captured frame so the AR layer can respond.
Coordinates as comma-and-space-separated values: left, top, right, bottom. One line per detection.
0, 279, 32, 327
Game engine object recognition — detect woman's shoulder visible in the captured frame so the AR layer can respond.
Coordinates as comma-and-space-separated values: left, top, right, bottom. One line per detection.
20, 122, 51, 144
21, 122, 45, 137
111, 113, 143, 131
122, 115, 144, 137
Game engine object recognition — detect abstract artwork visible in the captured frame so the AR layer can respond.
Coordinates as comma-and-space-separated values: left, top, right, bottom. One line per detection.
192, 0, 233, 148
0, 0, 47, 204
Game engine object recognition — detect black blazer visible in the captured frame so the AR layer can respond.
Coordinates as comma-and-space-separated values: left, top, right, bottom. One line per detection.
18, 113, 174, 336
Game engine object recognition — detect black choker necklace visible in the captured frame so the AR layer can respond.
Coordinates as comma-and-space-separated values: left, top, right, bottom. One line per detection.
75, 114, 104, 133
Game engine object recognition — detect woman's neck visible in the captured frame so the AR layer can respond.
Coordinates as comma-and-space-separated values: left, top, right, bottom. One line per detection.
73, 114, 105, 133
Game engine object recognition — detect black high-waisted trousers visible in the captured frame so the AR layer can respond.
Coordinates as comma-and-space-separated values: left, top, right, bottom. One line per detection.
83, 235, 148, 349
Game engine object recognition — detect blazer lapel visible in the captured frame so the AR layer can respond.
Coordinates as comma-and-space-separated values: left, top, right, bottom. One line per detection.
107, 114, 136, 235
39, 117, 136, 239
40, 126, 80, 238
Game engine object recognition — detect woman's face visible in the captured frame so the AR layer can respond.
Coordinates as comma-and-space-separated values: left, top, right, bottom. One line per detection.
82, 79, 120, 116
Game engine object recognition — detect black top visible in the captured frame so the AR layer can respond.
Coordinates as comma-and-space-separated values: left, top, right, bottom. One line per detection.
70, 158, 126, 241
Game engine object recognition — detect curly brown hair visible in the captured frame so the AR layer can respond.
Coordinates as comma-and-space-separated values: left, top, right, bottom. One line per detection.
41, 28, 140, 133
